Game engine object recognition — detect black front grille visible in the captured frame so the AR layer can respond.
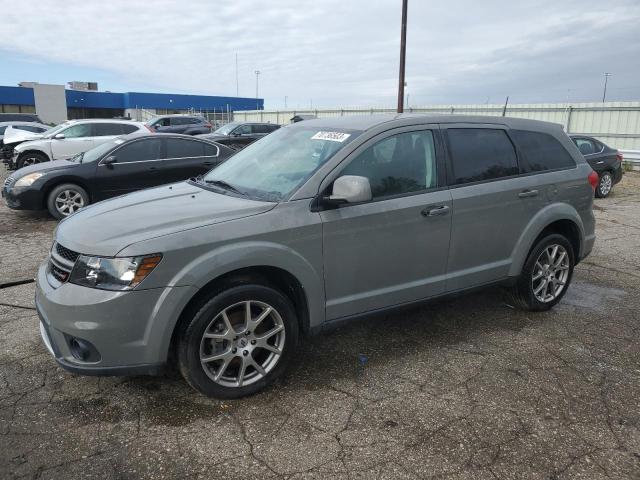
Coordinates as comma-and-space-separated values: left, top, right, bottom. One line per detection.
50, 262, 70, 283
55, 243, 80, 263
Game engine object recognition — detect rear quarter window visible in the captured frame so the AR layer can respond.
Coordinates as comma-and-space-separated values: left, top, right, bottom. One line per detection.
447, 128, 519, 185
512, 130, 576, 173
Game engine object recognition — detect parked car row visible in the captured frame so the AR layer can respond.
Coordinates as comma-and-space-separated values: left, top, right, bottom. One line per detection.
32, 114, 597, 399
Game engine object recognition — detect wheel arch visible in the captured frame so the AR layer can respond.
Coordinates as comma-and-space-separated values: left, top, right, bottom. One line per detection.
509, 204, 585, 277
17, 148, 50, 163
41, 178, 93, 209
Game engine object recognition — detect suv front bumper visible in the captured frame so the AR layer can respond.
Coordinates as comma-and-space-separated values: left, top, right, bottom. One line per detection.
35, 260, 196, 376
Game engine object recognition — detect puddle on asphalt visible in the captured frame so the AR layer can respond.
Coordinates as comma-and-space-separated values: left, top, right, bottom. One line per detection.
562, 281, 626, 313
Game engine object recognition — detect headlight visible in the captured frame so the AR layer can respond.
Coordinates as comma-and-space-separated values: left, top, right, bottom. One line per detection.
14, 172, 45, 187
69, 254, 162, 291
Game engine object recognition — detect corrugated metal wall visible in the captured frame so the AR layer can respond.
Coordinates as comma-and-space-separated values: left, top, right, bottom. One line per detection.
233, 101, 640, 150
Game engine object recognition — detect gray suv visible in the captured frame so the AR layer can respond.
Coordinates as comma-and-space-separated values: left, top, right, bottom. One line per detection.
35, 115, 596, 398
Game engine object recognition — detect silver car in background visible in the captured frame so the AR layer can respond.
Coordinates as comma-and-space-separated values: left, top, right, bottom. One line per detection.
35, 114, 596, 398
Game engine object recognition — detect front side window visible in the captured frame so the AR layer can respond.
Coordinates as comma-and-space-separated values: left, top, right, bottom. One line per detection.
447, 129, 518, 185
113, 139, 162, 163
512, 130, 576, 172
165, 138, 205, 158
234, 125, 251, 135
203, 126, 361, 201
339, 130, 437, 199
62, 123, 93, 138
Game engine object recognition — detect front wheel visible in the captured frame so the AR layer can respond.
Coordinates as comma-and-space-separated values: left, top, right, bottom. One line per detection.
46, 183, 90, 219
510, 234, 575, 311
17, 151, 48, 169
595, 171, 613, 198
178, 284, 299, 398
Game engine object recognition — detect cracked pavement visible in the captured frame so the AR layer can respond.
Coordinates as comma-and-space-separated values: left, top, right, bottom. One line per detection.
1, 165, 639, 479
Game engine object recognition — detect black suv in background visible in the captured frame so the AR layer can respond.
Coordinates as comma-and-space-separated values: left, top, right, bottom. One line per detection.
570, 134, 624, 198
0, 113, 44, 123
200, 122, 280, 150
147, 115, 212, 135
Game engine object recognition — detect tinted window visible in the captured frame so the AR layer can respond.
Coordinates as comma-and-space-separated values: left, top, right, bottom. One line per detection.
0, 127, 6, 135
62, 123, 93, 138
93, 123, 125, 136
171, 117, 195, 126
447, 129, 518, 185
269, 125, 280, 132
252, 124, 270, 134
340, 130, 437, 199
512, 130, 576, 172
121, 124, 139, 134
203, 143, 219, 156
166, 138, 206, 158
14, 125, 47, 133
114, 139, 162, 163
234, 125, 251, 135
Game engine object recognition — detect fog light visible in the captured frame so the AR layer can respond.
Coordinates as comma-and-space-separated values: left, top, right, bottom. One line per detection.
67, 336, 100, 362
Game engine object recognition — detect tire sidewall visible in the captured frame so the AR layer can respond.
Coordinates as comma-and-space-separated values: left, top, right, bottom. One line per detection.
17, 152, 47, 169
46, 183, 90, 220
178, 284, 299, 399
519, 234, 575, 311
596, 172, 612, 198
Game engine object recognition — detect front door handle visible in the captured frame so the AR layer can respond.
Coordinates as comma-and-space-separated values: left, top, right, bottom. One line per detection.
421, 205, 450, 217
518, 189, 539, 198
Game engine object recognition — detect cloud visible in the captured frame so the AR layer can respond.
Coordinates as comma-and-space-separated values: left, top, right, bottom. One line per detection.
0, 0, 638, 107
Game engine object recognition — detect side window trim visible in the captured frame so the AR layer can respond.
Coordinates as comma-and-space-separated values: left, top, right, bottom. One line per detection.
317, 125, 446, 206
441, 124, 521, 189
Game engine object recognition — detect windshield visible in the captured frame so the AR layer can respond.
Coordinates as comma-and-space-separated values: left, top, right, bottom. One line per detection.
76, 137, 124, 163
203, 125, 361, 201
43, 122, 71, 138
213, 123, 239, 135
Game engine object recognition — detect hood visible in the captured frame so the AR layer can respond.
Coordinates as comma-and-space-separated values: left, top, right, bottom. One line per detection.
13, 159, 76, 178
56, 181, 276, 256
3, 126, 44, 145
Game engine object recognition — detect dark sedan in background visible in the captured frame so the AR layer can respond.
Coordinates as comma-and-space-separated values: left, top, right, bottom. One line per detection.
146, 115, 213, 135
570, 134, 624, 198
2, 133, 234, 219
199, 121, 280, 150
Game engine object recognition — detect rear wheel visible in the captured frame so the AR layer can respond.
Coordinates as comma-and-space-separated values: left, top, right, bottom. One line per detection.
510, 234, 575, 311
17, 151, 48, 169
178, 284, 299, 399
595, 171, 613, 198
46, 183, 90, 219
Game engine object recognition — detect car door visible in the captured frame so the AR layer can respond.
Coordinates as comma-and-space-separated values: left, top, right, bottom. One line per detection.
442, 125, 547, 291
92, 137, 164, 200
320, 126, 452, 320
50, 123, 95, 160
161, 137, 222, 183
231, 124, 253, 148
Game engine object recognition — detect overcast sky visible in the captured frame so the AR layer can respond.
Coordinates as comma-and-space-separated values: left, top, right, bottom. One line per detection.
0, 0, 638, 109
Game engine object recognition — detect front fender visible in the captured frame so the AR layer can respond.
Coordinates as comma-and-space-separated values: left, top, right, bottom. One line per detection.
508, 202, 585, 277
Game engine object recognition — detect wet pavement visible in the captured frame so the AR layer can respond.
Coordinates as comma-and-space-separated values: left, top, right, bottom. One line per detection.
1, 164, 639, 479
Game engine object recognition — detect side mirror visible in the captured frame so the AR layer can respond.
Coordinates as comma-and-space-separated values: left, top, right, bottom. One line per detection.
103, 155, 117, 167
327, 175, 372, 205
54, 133, 65, 139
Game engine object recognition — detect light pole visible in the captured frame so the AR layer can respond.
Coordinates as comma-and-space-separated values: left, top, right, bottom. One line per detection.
397, 0, 408, 113
254, 70, 261, 110
284, 96, 288, 109
602, 72, 612, 103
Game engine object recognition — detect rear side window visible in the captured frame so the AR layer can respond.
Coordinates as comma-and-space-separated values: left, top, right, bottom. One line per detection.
121, 124, 139, 134
512, 130, 576, 172
93, 123, 125, 136
115, 138, 162, 163
447, 129, 519, 185
170, 117, 194, 126
203, 143, 219, 156
252, 124, 270, 134
165, 138, 206, 158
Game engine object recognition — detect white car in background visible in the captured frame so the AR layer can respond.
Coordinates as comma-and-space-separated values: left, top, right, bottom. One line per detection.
12, 119, 148, 168
0, 122, 51, 168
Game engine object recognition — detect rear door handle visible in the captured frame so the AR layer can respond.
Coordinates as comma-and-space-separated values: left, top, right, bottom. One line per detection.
518, 189, 538, 198
421, 205, 450, 217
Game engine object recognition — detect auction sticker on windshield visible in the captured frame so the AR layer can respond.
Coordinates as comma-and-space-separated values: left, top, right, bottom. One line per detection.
311, 131, 351, 142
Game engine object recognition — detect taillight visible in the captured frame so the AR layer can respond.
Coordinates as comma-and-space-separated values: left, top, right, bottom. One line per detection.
588, 171, 599, 191
616, 151, 623, 163
145, 125, 155, 133
204, 122, 212, 129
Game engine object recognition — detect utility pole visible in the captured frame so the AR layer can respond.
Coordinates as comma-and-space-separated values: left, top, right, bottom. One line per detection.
235, 53, 239, 96
602, 72, 611, 103
397, 0, 408, 113
501, 96, 509, 117
254, 70, 261, 110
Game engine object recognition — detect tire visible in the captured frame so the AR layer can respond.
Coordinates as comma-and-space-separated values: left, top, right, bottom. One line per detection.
510, 233, 575, 311
46, 183, 90, 220
595, 171, 613, 198
16, 151, 48, 169
178, 284, 299, 399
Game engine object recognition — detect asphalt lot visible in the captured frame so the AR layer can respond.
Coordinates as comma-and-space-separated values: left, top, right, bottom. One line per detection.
1, 164, 639, 479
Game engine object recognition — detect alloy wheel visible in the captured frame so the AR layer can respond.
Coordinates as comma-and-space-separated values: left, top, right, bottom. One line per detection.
531, 244, 570, 303
199, 300, 286, 388
22, 156, 40, 167
599, 173, 612, 196
54, 190, 85, 216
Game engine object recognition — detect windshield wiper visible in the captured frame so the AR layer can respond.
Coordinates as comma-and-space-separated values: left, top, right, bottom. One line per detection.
205, 179, 247, 196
